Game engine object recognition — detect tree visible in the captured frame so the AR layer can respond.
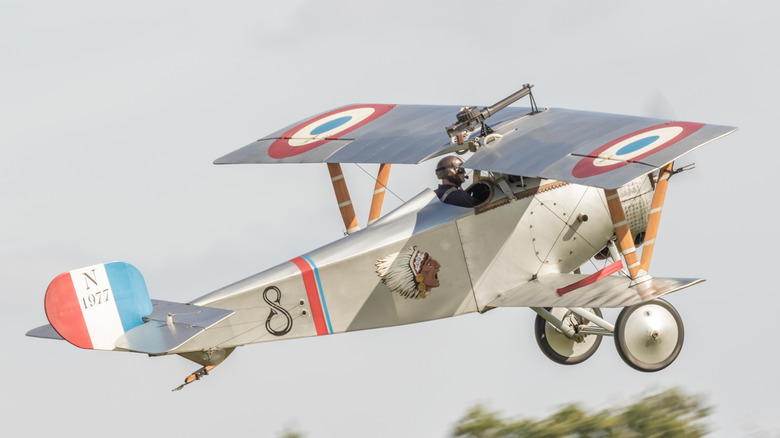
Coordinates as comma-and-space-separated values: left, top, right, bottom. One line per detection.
452, 388, 712, 438
276, 424, 306, 438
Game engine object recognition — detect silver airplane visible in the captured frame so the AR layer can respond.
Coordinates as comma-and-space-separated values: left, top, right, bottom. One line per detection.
28, 85, 736, 390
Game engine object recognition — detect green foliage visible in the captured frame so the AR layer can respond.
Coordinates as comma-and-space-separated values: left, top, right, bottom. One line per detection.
276, 424, 305, 438
452, 388, 712, 438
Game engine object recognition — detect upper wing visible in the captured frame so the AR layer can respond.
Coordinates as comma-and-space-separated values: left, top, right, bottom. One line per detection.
465, 108, 736, 189
215, 103, 735, 189
214, 104, 534, 165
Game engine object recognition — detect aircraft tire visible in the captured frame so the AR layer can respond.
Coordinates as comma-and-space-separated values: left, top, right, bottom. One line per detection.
534, 307, 602, 365
614, 298, 684, 372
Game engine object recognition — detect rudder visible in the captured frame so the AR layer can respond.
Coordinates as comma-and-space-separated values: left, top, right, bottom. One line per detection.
44, 262, 152, 350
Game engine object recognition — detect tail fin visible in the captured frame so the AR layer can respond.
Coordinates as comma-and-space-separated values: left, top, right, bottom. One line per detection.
44, 262, 152, 350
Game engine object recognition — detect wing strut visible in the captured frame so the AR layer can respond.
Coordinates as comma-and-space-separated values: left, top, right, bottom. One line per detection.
639, 162, 674, 273
367, 164, 391, 226
604, 162, 676, 278
327, 163, 360, 235
604, 188, 643, 278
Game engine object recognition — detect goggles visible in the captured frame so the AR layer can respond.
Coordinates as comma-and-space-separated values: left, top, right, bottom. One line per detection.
437, 165, 465, 174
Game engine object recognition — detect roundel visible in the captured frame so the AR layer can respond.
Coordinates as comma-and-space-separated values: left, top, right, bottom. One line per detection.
571, 122, 705, 178
268, 104, 396, 159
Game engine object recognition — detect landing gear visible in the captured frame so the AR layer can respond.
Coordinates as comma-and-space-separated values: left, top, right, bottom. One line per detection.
614, 299, 684, 372
533, 307, 604, 365
532, 299, 684, 371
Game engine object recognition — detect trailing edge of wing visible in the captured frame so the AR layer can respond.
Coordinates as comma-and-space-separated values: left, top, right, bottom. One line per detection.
487, 274, 704, 308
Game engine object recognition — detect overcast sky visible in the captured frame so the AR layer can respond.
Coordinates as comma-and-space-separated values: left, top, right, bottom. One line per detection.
2, 1, 777, 436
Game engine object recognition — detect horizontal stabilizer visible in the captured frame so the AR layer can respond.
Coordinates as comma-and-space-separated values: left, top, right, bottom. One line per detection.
26, 324, 63, 340
487, 274, 704, 308
114, 300, 234, 355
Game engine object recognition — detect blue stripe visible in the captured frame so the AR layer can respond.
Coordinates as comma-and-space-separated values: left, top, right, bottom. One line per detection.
105, 262, 153, 332
617, 136, 659, 155
301, 255, 333, 334
310, 116, 352, 135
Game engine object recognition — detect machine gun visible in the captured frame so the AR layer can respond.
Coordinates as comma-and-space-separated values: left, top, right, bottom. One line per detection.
445, 84, 538, 143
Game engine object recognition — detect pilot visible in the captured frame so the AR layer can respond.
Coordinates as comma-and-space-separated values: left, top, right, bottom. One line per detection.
434, 156, 482, 207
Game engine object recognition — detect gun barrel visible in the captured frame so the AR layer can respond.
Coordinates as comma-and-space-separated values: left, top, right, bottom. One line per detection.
483, 84, 533, 118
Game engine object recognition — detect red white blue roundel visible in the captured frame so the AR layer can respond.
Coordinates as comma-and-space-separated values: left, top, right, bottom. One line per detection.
268, 104, 396, 159
572, 122, 705, 178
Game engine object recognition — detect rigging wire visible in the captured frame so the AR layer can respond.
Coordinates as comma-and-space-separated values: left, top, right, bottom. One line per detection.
354, 163, 406, 203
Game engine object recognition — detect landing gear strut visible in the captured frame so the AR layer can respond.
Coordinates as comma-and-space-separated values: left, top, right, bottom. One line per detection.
533, 307, 605, 365
532, 299, 684, 371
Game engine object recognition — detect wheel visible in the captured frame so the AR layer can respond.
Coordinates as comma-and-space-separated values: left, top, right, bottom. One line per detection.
614, 299, 684, 372
534, 307, 603, 365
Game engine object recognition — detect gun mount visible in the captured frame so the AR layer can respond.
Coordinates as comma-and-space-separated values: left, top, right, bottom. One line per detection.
445, 84, 538, 143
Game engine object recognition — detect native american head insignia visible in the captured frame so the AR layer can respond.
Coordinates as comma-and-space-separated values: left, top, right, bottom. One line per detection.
375, 247, 441, 299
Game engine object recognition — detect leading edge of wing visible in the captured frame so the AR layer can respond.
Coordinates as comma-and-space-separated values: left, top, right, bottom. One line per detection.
464, 108, 737, 190
486, 274, 704, 308
213, 104, 534, 165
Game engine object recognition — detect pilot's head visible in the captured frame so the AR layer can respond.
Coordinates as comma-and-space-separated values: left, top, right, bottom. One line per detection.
435, 156, 468, 187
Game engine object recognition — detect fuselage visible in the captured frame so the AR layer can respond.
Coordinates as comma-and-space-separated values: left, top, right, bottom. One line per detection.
172, 175, 652, 355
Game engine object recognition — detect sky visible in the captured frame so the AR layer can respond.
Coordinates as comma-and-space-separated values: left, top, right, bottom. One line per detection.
2, 1, 778, 436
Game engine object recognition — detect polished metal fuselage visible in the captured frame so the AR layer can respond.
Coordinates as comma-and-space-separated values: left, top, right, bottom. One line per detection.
174, 176, 645, 354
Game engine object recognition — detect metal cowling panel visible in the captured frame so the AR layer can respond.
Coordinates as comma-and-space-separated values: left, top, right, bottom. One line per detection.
617, 176, 654, 242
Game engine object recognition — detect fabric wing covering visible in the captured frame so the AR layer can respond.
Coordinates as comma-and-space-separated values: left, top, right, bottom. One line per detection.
214, 104, 735, 190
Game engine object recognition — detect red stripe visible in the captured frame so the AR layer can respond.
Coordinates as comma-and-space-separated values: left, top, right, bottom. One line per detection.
557, 260, 625, 297
44, 272, 93, 349
290, 257, 328, 336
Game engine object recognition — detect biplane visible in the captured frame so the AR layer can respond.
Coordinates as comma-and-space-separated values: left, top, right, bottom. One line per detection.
28, 85, 736, 389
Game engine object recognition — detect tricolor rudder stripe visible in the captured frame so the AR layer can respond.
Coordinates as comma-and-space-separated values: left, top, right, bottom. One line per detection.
290, 255, 333, 336
44, 262, 152, 350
